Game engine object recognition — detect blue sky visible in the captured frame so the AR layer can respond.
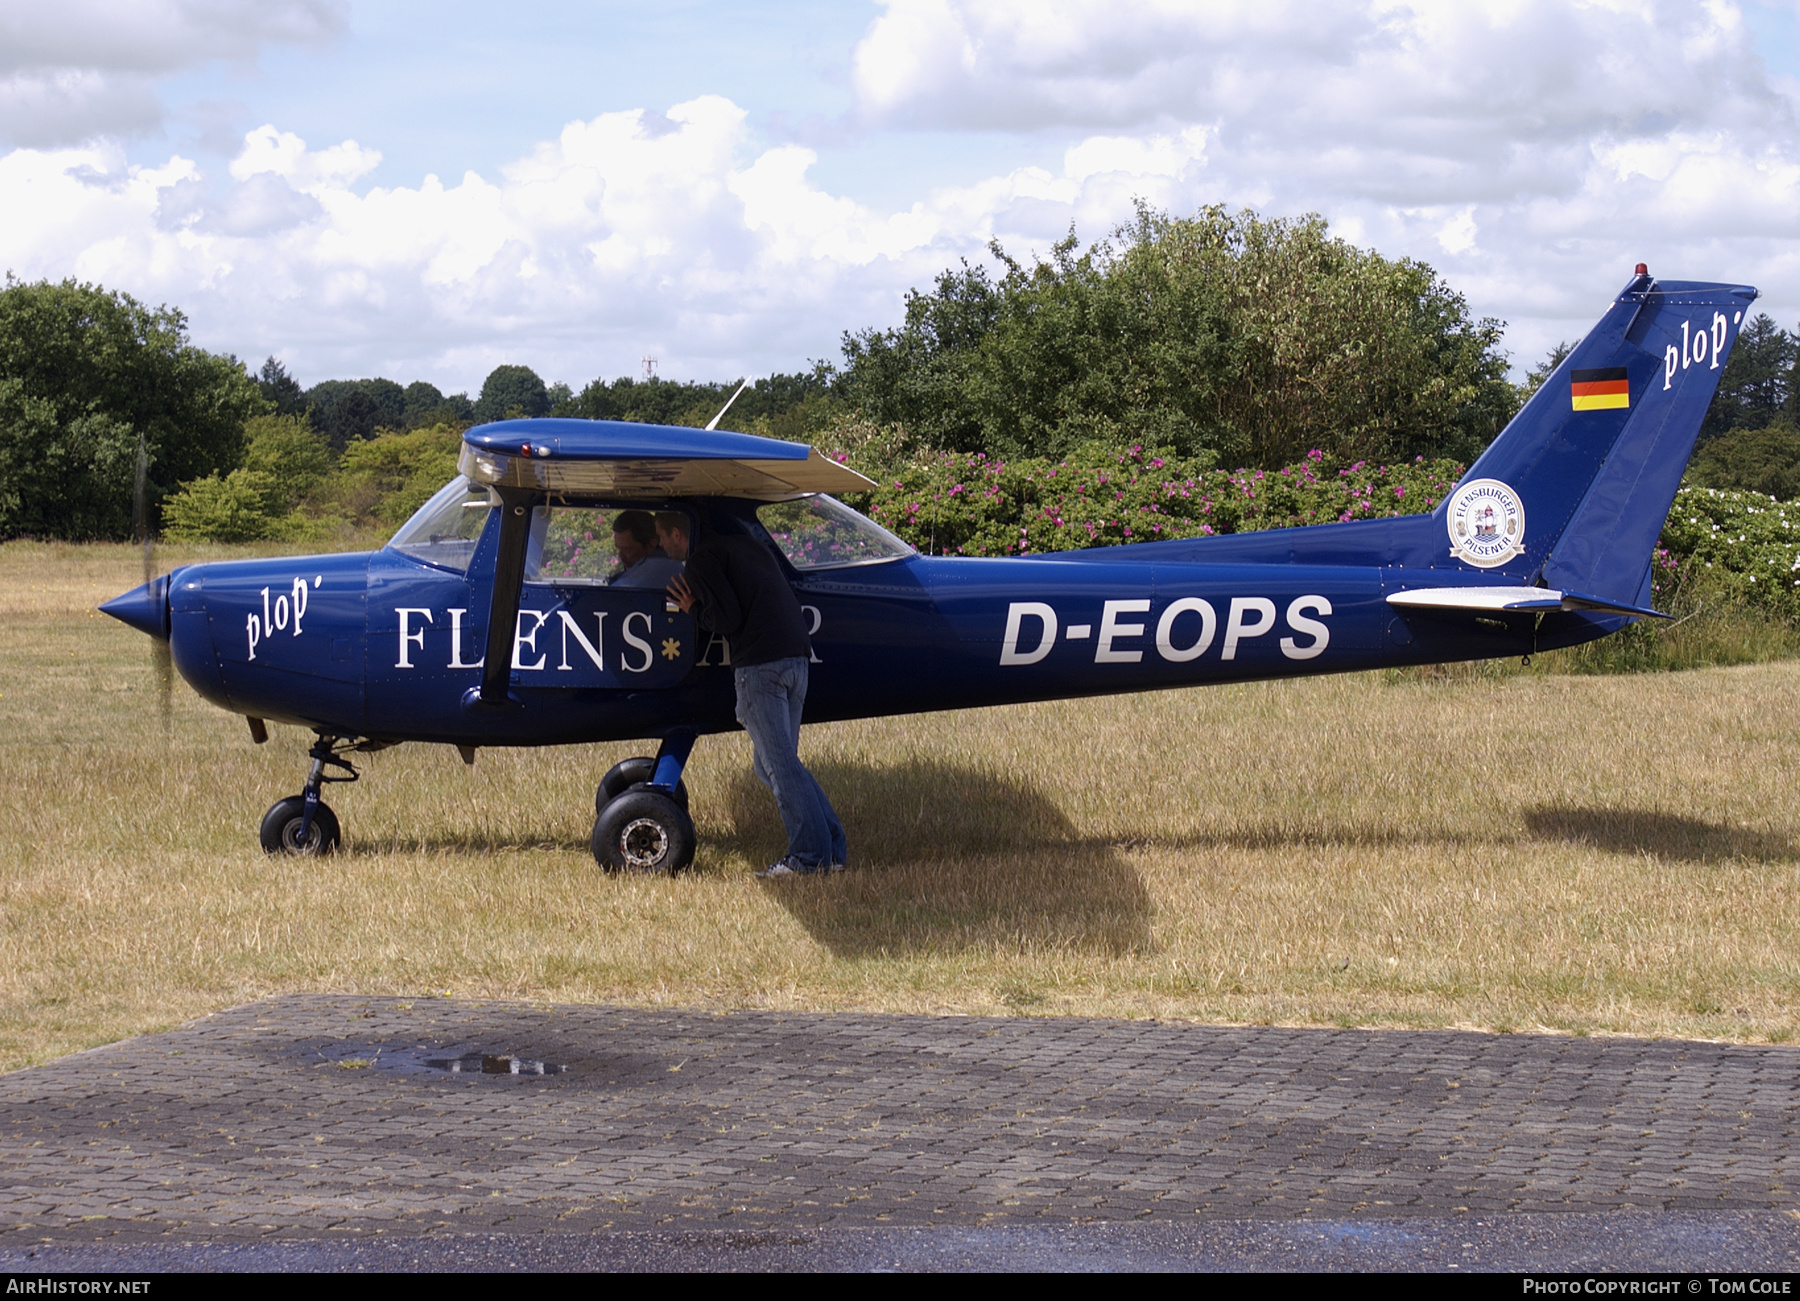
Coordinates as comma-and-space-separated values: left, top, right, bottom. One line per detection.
4, 0, 1799, 393
148, 2, 1081, 220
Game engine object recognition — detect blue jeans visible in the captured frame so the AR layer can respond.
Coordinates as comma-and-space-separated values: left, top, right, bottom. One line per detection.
734, 657, 846, 870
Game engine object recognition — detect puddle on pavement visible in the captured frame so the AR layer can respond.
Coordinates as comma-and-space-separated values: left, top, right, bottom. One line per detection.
303, 1043, 577, 1079
425, 1053, 570, 1076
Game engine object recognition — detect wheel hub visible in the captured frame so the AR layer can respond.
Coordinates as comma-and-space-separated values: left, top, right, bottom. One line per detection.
618, 817, 670, 870
281, 819, 324, 854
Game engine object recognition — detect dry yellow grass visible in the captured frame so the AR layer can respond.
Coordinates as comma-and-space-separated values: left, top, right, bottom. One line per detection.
2, 540, 1798, 1070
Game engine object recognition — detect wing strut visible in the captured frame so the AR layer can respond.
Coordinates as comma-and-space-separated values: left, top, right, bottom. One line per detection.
479, 487, 534, 707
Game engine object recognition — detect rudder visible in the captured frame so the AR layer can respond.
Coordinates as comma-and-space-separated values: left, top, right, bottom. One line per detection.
1448, 269, 1757, 599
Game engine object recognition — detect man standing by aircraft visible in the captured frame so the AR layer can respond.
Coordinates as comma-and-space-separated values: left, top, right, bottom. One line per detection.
658, 511, 847, 877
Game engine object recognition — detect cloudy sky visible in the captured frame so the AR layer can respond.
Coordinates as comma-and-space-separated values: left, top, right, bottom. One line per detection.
2, 0, 1797, 395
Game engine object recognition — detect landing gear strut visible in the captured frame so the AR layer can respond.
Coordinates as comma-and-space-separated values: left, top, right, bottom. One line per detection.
592, 730, 697, 875
260, 734, 359, 855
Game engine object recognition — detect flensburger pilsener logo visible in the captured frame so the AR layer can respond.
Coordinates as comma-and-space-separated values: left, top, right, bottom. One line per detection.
1447, 478, 1524, 568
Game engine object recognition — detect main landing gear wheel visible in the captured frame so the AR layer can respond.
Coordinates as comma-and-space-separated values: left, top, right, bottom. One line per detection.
259, 796, 341, 855
592, 789, 695, 875
596, 756, 689, 815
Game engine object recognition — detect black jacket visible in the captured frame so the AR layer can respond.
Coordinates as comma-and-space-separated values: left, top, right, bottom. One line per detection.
683, 534, 811, 667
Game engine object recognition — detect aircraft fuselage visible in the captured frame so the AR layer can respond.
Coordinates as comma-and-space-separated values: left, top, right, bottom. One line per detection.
160, 532, 1591, 750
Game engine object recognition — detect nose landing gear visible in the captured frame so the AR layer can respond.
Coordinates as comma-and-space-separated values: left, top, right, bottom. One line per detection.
260, 734, 360, 855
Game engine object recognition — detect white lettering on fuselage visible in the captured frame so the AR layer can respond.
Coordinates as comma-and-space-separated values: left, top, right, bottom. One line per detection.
1281, 596, 1332, 659
1096, 600, 1150, 663
1000, 596, 1332, 666
620, 611, 654, 673
1222, 597, 1276, 660
246, 575, 320, 661
557, 610, 606, 670
395, 607, 432, 668
447, 608, 483, 668
1155, 598, 1216, 661
1000, 602, 1057, 665
390, 606, 670, 675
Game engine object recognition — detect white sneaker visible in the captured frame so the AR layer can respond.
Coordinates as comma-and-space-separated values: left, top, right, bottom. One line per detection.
755, 859, 806, 879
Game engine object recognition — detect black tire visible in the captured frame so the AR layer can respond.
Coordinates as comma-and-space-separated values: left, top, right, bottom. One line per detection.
592, 790, 696, 875
259, 795, 341, 856
597, 757, 688, 815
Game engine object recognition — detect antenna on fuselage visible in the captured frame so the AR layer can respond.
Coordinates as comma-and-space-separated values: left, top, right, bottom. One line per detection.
705, 377, 751, 432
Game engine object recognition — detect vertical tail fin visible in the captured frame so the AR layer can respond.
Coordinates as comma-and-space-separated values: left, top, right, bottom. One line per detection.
1448, 270, 1757, 599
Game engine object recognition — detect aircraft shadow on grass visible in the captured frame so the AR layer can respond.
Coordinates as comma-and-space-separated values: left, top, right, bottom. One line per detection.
714, 758, 1155, 959
1522, 806, 1798, 864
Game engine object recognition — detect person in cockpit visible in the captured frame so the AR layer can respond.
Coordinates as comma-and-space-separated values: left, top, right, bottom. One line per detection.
609, 509, 685, 588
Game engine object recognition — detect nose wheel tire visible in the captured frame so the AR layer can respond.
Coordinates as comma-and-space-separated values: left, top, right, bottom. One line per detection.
592, 789, 695, 875
259, 796, 341, 855
597, 757, 689, 816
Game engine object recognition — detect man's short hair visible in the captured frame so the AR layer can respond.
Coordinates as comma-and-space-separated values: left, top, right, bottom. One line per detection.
612, 509, 656, 545
654, 511, 689, 539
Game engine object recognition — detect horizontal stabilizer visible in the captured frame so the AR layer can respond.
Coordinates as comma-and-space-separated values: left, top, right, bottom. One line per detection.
1387, 587, 1668, 619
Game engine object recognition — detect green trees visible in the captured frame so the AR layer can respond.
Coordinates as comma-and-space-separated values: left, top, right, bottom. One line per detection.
837, 205, 1519, 468
0, 277, 263, 540
1700, 313, 1795, 441
161, 415, 332, 543
160, 470, 286, 543
307, 378, 406, 449
240, 414, 333, 514
558, 369, 838, 438
402, 381, 474, 428
255, 357, 306, 417
332, 424, 462, 527
1689, 425, 1800, 501
475, 365, 550, 422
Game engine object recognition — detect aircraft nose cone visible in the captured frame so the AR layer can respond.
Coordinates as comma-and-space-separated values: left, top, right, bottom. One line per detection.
100, 574, 171, 640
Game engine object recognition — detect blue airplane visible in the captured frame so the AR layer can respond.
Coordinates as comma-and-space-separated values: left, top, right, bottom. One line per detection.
102, 267, 1756, 873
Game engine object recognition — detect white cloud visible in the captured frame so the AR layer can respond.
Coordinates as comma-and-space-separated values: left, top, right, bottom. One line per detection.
1064, 128, 1209, 184
229, 125, 380, 191
0, 0, 344, 145
0, 99, 1307, 388
3, 2, 1800, 393
848, 0, 1800, 363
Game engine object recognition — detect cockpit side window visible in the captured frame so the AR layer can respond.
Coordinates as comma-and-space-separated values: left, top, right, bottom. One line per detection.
386, 476, 492, 573
756, 495, 915, 570
525, 503, 692, 588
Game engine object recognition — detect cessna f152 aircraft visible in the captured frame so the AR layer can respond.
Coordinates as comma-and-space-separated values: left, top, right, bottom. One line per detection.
102, 267, 1756, 873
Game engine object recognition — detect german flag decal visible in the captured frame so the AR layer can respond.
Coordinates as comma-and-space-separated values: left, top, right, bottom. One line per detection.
1571, 367, 1630, 411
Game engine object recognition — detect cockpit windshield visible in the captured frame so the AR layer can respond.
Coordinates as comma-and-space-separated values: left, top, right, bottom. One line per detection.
756, 495, 915, 570
387, 476, 492, 572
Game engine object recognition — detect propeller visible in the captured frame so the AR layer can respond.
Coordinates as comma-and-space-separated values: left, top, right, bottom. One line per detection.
133, 430, 173, 732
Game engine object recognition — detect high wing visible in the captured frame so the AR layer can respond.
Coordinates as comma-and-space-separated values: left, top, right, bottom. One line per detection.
461, 421, 876, 499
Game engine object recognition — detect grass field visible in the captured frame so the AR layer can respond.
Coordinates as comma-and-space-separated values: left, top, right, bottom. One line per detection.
3, 540, 1799, 1071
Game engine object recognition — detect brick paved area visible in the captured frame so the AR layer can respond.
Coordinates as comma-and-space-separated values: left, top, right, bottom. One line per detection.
1, 997, 1796, 1244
